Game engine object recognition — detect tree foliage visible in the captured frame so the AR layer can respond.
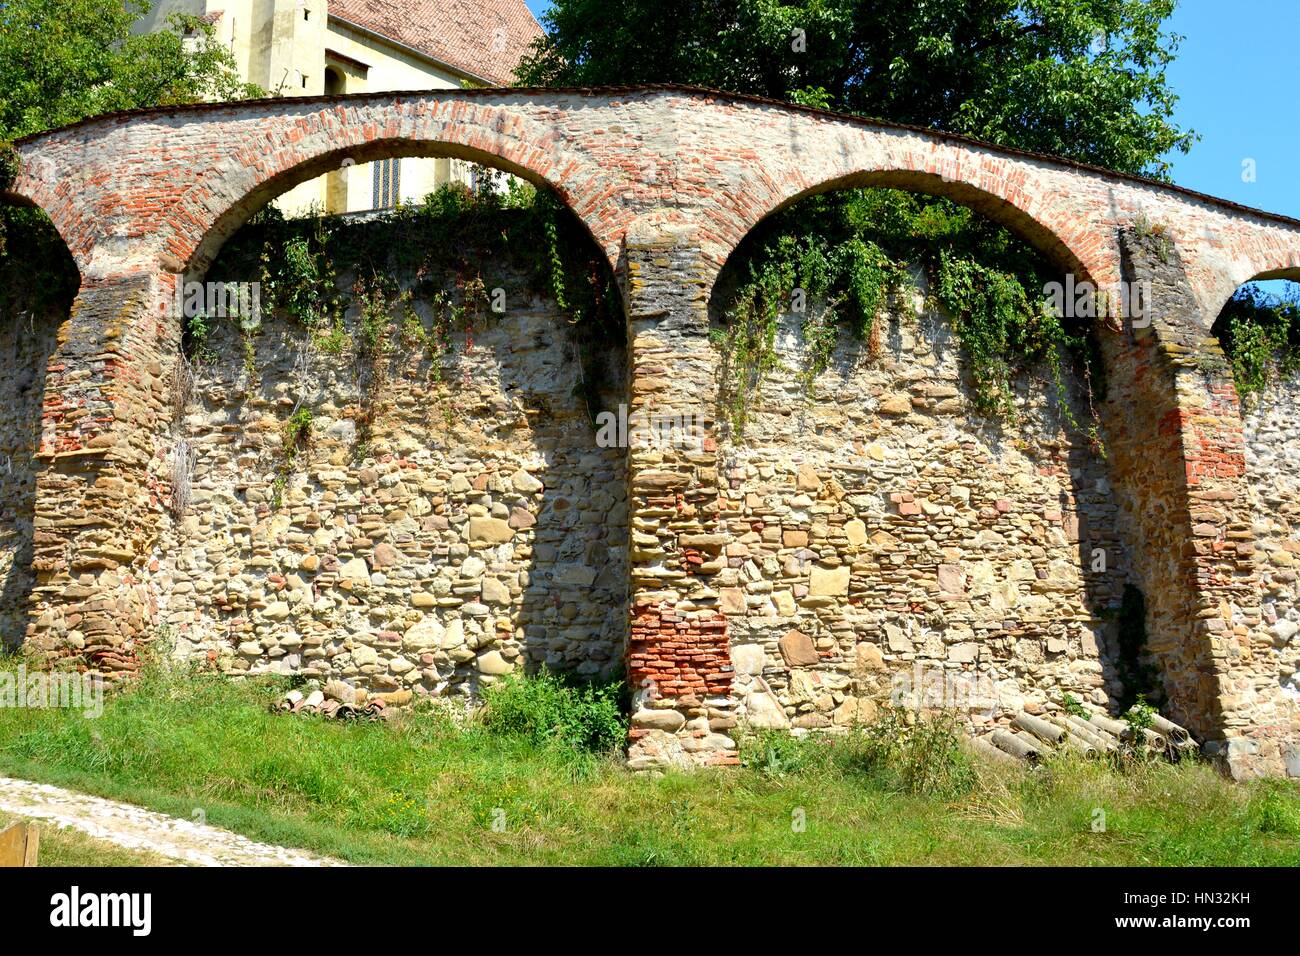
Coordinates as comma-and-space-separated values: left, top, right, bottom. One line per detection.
518, 0, 1193, 178
0, 0, 259, 141
0, 0, 259, 260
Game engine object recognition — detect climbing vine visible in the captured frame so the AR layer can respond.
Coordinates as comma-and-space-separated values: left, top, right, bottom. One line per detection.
347, 273, 490, 451
933, 251, 1082, 423
714, 188, 1091, 437
714, 230, 906, 434
259, 214, 345, 336
271, 405, 313, 510
190, 177, 623, 462
0, 141, 18, 192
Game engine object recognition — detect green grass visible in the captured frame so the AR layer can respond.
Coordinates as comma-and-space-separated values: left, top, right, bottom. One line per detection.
0, 664, 1296, 866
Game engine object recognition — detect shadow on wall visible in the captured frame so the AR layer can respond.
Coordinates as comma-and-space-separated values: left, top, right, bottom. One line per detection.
706, 262, 1141, 726
161, 236, 630, 698
511, 339, 628, 684
0, 211, 80, 653
0, 308, 61, 651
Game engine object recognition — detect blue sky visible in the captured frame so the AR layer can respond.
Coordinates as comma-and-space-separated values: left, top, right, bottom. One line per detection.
1164, 0, 1299, 217
523, 1, 1294, 219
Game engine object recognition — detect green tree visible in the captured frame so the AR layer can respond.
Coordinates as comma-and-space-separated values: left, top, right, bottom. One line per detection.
0, 0, 259, 263
0, 0, 260, 141
518, 0, 1192, 179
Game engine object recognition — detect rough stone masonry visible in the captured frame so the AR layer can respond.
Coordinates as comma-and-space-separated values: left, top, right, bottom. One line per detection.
3, 85, 1300, 777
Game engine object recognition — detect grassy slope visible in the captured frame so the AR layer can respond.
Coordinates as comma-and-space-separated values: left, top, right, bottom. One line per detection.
0, 667, 1296, 867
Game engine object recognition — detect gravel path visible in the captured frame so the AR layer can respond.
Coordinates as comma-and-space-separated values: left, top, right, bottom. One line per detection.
0, 775, 347, 867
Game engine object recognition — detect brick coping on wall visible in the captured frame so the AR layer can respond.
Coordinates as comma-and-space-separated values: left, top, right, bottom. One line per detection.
12, 83, 1300, 235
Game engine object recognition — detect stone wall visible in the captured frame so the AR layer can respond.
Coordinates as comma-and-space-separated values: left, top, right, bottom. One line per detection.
0, 239, 1276, 754
713, 284, 1130, 735
12, 83, 1300, 776
1098, 229, 1297, 777
1243, 372, 1300, 776
150, 274, 628, 703
0, 308, 60, 648
3, 217, 1297, 776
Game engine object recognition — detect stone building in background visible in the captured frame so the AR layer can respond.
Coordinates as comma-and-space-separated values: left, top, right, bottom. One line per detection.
133, 0, 542, 215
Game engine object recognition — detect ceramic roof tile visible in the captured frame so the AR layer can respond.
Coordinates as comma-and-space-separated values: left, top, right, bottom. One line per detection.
328, 0, 543, 85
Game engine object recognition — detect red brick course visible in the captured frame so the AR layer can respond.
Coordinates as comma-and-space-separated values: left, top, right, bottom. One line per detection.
629, 603, 732, 701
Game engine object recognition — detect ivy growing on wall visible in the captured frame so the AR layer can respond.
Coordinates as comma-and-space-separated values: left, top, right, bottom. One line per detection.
271, 406, 313, 509
933, 251, 1082, 423
713, 230, 906, 434
0, 142, 18, 190
713, 187, 1091, 437
1212, 284, 1300, 401
261, 216, 344, 334
189, 177, 623, 468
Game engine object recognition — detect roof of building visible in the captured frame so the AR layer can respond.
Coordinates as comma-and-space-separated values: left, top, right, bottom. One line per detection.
328, 0, 543, 86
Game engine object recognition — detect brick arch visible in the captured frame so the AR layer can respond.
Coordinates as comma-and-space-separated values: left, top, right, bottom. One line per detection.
1174, 220, 1300, 325
1249, 264, 1300, 282
1205, 259, 1300, 324
174, 110, 619, 279
186, 138, 597, 277
697, 162, 1239, 753
707, 166, 1109, 293
7, 94, 629, 282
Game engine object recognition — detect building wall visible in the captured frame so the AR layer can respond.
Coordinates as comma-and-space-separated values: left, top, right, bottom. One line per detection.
323, 20, 467, 212
132, 1, 484, 216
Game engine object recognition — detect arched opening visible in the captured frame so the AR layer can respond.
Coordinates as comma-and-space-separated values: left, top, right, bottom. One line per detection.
706, 182, 1143, 733
184, 137, 605, 281
163, 147, 629, 701
726, 170, 1099, 287
261, 94, 535, 224
1210, 274, 1300, 711
0, 206, 80, 650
